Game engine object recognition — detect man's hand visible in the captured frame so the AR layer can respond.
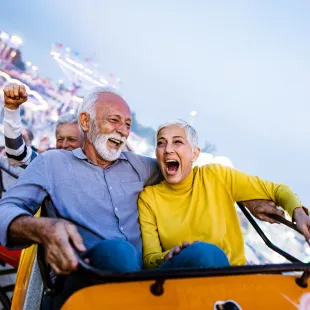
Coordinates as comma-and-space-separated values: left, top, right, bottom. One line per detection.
39, 218, 86, 274
9, 216, 86, 275
240, 200, 285, 224
293, 207, 310, 244
3, 83, 28, 110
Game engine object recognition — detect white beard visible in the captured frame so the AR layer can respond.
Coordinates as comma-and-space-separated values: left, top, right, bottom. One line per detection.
87, 122, 126, 161
93, 132, 126, 161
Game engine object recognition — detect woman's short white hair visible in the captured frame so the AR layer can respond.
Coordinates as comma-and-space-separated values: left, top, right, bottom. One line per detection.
77, 86, 124, 122
156, 119, 199, 149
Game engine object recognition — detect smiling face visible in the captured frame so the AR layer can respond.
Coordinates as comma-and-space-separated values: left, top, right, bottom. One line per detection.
56, 123, 83, 150
156, 125, 200, 184
83, 92, 132, 161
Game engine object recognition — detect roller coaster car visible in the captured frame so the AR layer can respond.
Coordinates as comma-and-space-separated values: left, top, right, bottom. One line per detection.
6, 202, 310, 310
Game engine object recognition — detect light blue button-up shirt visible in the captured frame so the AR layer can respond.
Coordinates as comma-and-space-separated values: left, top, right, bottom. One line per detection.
0, 148, 161, 263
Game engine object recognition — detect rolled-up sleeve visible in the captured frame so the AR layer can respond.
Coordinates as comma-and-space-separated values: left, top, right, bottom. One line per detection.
0, 154, 49, 247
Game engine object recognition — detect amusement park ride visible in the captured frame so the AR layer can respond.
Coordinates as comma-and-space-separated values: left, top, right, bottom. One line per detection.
50, 43, 121, 94
2, 31, 310, 310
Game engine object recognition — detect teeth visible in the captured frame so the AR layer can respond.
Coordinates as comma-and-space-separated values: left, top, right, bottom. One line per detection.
166, 160, 178, 163
109, 138, 121, 144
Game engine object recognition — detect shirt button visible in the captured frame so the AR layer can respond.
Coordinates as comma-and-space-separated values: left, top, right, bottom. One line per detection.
115, 207, 118, 212
109, 186, 113, 190
120, 227, 124, 231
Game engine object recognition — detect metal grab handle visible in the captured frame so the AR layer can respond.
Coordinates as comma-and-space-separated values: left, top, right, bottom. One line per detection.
238, 200, 310, 288
71, 245, 114, 277
237, 203, 302, 263
267, 214, 300, 234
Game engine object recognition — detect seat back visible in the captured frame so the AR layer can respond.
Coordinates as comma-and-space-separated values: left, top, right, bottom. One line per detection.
11, 209, 43, 310
11, 245, 43, 310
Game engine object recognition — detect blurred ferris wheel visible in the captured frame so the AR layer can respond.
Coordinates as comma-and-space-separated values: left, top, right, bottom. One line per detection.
50, 43, 121, 95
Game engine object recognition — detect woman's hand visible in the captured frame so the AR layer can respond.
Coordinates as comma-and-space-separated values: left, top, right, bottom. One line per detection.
293, 207, 310, 244
165, 241, 190, 261
165, 241, 200, 261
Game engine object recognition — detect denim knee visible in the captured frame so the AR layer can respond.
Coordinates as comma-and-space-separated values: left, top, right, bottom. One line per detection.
86, 239, 141, 272
183, 242, 229, 268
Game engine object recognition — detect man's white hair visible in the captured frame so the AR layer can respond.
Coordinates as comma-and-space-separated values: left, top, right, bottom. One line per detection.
56, 113, 78, 129
156, 119, 199, 149
77, 86, 124, 123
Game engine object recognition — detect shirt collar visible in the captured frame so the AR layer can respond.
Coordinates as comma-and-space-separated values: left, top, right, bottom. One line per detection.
72, 148, 88, 160
72, 148, 128, 162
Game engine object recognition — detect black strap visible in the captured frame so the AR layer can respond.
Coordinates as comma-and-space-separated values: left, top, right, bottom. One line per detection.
0, 166, 20, 179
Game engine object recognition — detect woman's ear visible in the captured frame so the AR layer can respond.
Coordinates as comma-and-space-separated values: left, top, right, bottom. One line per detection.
192, 147, 201, 163
79, 112, 90, 132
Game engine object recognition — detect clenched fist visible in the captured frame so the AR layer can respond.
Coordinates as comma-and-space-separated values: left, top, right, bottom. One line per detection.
3, 83, 28, 110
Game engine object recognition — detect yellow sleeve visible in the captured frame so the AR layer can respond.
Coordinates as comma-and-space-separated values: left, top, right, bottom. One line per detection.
208, 165, 303, 218
138, 188, 170, 269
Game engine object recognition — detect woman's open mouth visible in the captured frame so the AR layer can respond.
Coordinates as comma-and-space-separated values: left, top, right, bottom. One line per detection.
165, 159, 180, 175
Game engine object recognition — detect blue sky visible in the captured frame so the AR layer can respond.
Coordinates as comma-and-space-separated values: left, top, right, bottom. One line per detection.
1, 0, 310, 205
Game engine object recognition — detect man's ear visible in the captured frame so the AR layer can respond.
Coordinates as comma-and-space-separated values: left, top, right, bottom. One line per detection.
79, 112, 90, 132
192, 147, 200, 163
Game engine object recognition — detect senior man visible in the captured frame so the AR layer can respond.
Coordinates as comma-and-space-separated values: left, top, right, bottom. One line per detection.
0, 86, 160, 272
3, 83, 133, 160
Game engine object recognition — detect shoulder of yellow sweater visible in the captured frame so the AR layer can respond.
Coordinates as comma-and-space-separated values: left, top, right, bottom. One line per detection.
199, 163, 229, 175
198, 164, 236, 184
143, 179, 166, 192
140, 178, 169, 200
139, 181, 161, 200
196, 165, 236, 195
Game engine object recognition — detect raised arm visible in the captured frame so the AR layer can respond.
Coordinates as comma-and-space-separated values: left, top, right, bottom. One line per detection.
3, 83, 36, 165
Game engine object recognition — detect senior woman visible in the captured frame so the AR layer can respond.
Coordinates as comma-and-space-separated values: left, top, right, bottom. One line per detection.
138, 120, 310, 270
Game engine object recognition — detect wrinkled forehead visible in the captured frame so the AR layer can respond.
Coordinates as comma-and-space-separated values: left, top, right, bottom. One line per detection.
157, 125, 187, 140
95, 93, 131, 119
56, 123, 81, 137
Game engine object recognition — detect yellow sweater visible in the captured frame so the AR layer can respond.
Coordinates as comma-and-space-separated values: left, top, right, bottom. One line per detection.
138, 164, 303, 269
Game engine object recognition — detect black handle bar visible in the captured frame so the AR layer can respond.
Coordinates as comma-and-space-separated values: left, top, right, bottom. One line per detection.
268, 214, 300, 233
237, 202, 304, 263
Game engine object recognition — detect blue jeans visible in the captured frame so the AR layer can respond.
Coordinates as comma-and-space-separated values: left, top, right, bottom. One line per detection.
84, 239, 141, 272
159, 242, 230, 269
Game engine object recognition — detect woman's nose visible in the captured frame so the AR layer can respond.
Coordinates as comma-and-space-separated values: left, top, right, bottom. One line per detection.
165, 143, 174, 153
